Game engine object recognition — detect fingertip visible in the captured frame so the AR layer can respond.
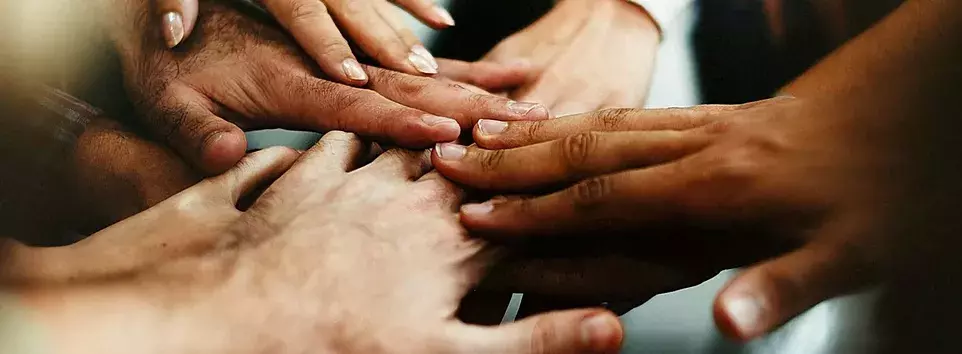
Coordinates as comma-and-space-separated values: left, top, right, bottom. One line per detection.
472, 119, 510, 148
580, 311, 624, 353
340, 58, 370, 84
200, 129, 247, 175
713, 281, 770, 342
420, 115, 462, 142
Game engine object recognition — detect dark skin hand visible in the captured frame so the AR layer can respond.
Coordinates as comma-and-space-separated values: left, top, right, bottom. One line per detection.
0, 115, 199, 242
109, 0, 548, 174
433, 0, 962, 342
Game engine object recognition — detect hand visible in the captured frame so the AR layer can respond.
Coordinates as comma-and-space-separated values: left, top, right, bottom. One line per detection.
0, 116, 199, 242
0, 132, 624, 354
431, 92, 955, 341
484, 0, 660, 116
113, 1, 548, 174
155, 0, 455, 82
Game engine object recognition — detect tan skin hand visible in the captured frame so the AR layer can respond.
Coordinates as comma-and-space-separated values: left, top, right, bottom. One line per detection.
155, 0, 456, 81
484, 0, 660, 116
112, 1, 548, 175
1, 132, 625, 354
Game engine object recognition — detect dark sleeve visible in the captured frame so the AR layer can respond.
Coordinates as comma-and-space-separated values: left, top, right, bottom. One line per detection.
0, 74, 98, 243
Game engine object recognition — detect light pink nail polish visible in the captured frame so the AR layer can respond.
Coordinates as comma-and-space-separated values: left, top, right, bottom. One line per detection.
434, 5, 456, 26
162, 12, 185, 48
341, 58, 367, 81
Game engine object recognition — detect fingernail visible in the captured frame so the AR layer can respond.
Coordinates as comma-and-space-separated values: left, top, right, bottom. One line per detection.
507, 101, 549, 119
411, 45, 440, 70
435, 143, 466, 161
341, 58, 368, 81
477, 119, 508, 136
409, 52, 439, 74
422, 115, 461, 136
434, 5, 456, 26
723, 295, 765, 338
461, 202, 494, 215
581, 314, 619, 352
162, 12, 185, 48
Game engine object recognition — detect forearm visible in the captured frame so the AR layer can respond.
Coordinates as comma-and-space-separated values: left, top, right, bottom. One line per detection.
784, 0, 962, 107
0, 286, 178, 354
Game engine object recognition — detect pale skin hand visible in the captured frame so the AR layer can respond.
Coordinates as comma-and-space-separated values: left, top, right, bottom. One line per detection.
484, 0, 661, 116
0, 132, 624, 354
111, 0, 548, 174
433, 0, 962, 342
155, 0, 456, 81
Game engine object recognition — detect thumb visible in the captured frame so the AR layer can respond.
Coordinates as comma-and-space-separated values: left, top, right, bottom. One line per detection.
0, 148, 299, 285
448, 309, 623, 354
145, 88, 247, 175
155, 0, 199, 48
713, 237, 877, 341
201, 146, 301, 207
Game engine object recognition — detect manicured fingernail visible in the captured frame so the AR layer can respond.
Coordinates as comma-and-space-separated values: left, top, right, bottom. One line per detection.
434, 5, 456, 26
461, 202, 494, 215
507, 101, 549, 119
435, 143, 466, 161
162, 12, 185, 48
477, 119, 507, 136
341, 58, 367, 81
581, 314, 619, 352
409, 52, 439, 74
411, 45, 440, 70
723, 295, 765, 338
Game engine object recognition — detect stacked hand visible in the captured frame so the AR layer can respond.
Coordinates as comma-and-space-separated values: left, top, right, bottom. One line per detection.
156, 0, 455, 80
431, 94, 940, 340
111, 0, 547, 174
484, 0, 660, 116
0, 132, 624, 354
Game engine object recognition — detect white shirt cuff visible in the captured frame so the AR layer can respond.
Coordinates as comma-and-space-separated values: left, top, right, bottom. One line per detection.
626, 0, 695, 30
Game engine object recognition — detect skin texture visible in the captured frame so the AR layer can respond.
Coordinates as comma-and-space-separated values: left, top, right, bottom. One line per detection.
0, 132, 624, 354
433, 0, 962, 342
156, 0, 455, 81
111, 0, 548, 175
484, 0, 661, 116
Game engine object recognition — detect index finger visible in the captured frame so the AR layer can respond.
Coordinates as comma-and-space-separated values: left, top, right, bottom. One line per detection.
261, 0, 368, 85
474, 107, 724, 150
458, 163, 690, 238
365, 66, 551, 129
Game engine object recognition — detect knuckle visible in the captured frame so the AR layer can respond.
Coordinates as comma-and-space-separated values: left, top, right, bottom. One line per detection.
522, 120, 546, 141
528, 316, 554, 354
567, 176, 613, 212
287, 0, 328, 25
593, 108, 633, 130
477, 149, 506, 172
558, 132, 599, 171
703, 120, 737, 136
707, 148, 758, 182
